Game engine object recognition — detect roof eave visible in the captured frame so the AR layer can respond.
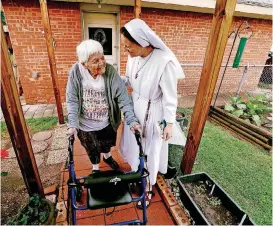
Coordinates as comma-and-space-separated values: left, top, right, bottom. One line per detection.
50, 0, 273, 20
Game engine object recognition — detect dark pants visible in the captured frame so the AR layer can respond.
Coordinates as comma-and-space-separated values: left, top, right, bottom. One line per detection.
77, 124, 117, 164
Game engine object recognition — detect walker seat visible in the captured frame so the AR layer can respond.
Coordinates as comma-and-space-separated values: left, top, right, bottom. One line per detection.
84, 170, 143, 210
67, 132, 149, 225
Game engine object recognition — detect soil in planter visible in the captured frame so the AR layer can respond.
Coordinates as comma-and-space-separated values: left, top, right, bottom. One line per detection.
184, 181, 240, 225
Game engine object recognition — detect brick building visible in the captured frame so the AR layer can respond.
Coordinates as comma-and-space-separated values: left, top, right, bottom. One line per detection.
2, 0, 272, 105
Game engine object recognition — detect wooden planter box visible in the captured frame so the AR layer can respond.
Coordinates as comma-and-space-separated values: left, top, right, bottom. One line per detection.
178, 172, 255, 225
210, 106, 272, 150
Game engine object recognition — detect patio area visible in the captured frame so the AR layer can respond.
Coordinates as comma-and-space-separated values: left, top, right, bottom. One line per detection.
55, 126, 190, 225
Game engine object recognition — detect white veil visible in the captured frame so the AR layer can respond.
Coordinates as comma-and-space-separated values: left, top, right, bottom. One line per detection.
124, 18, 185, 79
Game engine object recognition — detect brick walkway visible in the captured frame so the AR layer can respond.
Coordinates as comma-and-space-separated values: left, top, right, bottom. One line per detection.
1, 95, 190, 224
56, 135, 190, 225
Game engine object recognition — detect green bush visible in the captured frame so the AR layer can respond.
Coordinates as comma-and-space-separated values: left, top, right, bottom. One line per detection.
7, 194, 49, 225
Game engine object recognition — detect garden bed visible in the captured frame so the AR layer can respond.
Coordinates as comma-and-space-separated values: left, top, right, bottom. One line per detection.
210, 106, 272, 150
177, 172, 255, 225
169, 119, 272, 225
184, 181, 239, 225
220, 94, 272, 132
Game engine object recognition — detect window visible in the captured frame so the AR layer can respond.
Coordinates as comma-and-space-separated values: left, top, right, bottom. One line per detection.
89, 27, 112, 55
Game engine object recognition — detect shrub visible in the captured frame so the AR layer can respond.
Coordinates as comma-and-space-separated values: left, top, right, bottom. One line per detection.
7, 194, 49, 225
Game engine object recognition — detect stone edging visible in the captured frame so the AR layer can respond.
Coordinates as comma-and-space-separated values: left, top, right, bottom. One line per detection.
156, 174, 190, 225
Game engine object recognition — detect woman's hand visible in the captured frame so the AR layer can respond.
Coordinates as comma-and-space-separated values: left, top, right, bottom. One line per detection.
130, 123, 142, 134
163, 123, 173, 141
67, 128, 77, 136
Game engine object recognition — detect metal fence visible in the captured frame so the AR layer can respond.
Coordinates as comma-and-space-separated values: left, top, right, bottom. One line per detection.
213, 64, 272, 107
178, 64, 272, 109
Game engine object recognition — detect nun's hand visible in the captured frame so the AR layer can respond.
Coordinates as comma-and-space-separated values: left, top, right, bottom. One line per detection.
163, 123, 173, 141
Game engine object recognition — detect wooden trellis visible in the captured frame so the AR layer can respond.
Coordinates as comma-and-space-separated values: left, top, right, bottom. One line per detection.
1, 24, 44, 196
1, 0, 238, 196
181, 0, 237, 174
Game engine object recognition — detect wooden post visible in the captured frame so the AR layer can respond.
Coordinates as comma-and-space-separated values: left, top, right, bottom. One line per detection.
1, 24, 44, 197
134, 0, 141, 18
181, 0, 237, 174
39, 0, 64, 124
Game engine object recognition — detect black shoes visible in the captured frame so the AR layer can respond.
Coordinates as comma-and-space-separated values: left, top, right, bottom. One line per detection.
92, 169, 100, 174
88, 169, 100, 176
103, 156, 120, 170
89, 156, 119, 176
162, 162, 177, 179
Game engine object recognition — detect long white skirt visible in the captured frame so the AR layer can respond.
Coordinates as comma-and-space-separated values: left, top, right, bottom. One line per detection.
119, 92, 168, 185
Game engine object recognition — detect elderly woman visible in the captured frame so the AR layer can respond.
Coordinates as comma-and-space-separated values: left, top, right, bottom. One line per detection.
66, 39, 141, 174
119, 19, 184, 208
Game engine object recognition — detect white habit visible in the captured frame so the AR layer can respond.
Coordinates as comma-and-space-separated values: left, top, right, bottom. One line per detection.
119, 19, 185, 185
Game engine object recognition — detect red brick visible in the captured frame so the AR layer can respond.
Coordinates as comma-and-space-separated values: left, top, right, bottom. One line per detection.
2, 1, 272, 103
105, 207, 138, 225
170, 204, 190, 225
44, 184, 57, 195
161, 187, 178, 208
2, 0, 81, 104
136, 201, 175, 225
77, 215, 105, 225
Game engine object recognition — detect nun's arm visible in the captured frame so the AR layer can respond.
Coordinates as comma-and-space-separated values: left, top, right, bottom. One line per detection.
159, 61, 178, 124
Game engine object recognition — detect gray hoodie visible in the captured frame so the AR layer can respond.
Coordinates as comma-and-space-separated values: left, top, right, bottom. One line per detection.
66, 62, 138, 131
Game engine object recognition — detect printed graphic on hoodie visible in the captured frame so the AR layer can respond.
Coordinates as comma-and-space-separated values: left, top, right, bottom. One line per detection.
82, 87, 108, 122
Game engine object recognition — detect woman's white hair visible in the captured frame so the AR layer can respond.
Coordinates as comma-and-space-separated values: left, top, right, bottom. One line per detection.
76, 40, 104, 64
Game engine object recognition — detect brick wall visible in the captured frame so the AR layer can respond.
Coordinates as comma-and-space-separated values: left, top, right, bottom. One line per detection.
2, 0, 81, 104
120, 7, 272, 106
2, 2, 272, 104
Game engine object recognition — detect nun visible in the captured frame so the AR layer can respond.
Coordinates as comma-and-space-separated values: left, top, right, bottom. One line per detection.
119, 19, 185, 209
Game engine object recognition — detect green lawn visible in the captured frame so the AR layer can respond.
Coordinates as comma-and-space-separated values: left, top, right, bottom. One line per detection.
1, 117, 59, 141
169, 120, 272, 225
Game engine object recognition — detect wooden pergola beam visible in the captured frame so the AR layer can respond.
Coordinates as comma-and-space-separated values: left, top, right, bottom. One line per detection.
39, 0, 64, 124
181, 0, 237, 174
135, 0, 141, 18
1, 24, 44, 196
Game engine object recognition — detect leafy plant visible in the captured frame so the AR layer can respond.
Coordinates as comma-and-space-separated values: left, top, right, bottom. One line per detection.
224, 94, 272, 126
7, 194, 49, 225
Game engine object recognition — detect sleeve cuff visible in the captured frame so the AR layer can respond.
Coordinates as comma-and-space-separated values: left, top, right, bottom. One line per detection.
129, 121, 138, 129
164, 116, 175, 124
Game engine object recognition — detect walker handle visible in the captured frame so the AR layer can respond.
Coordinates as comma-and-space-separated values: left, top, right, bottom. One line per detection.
69, 134, 75, 147
134, 131, 144, 157
134, 131, 141, 146
68, 135, 75, 162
